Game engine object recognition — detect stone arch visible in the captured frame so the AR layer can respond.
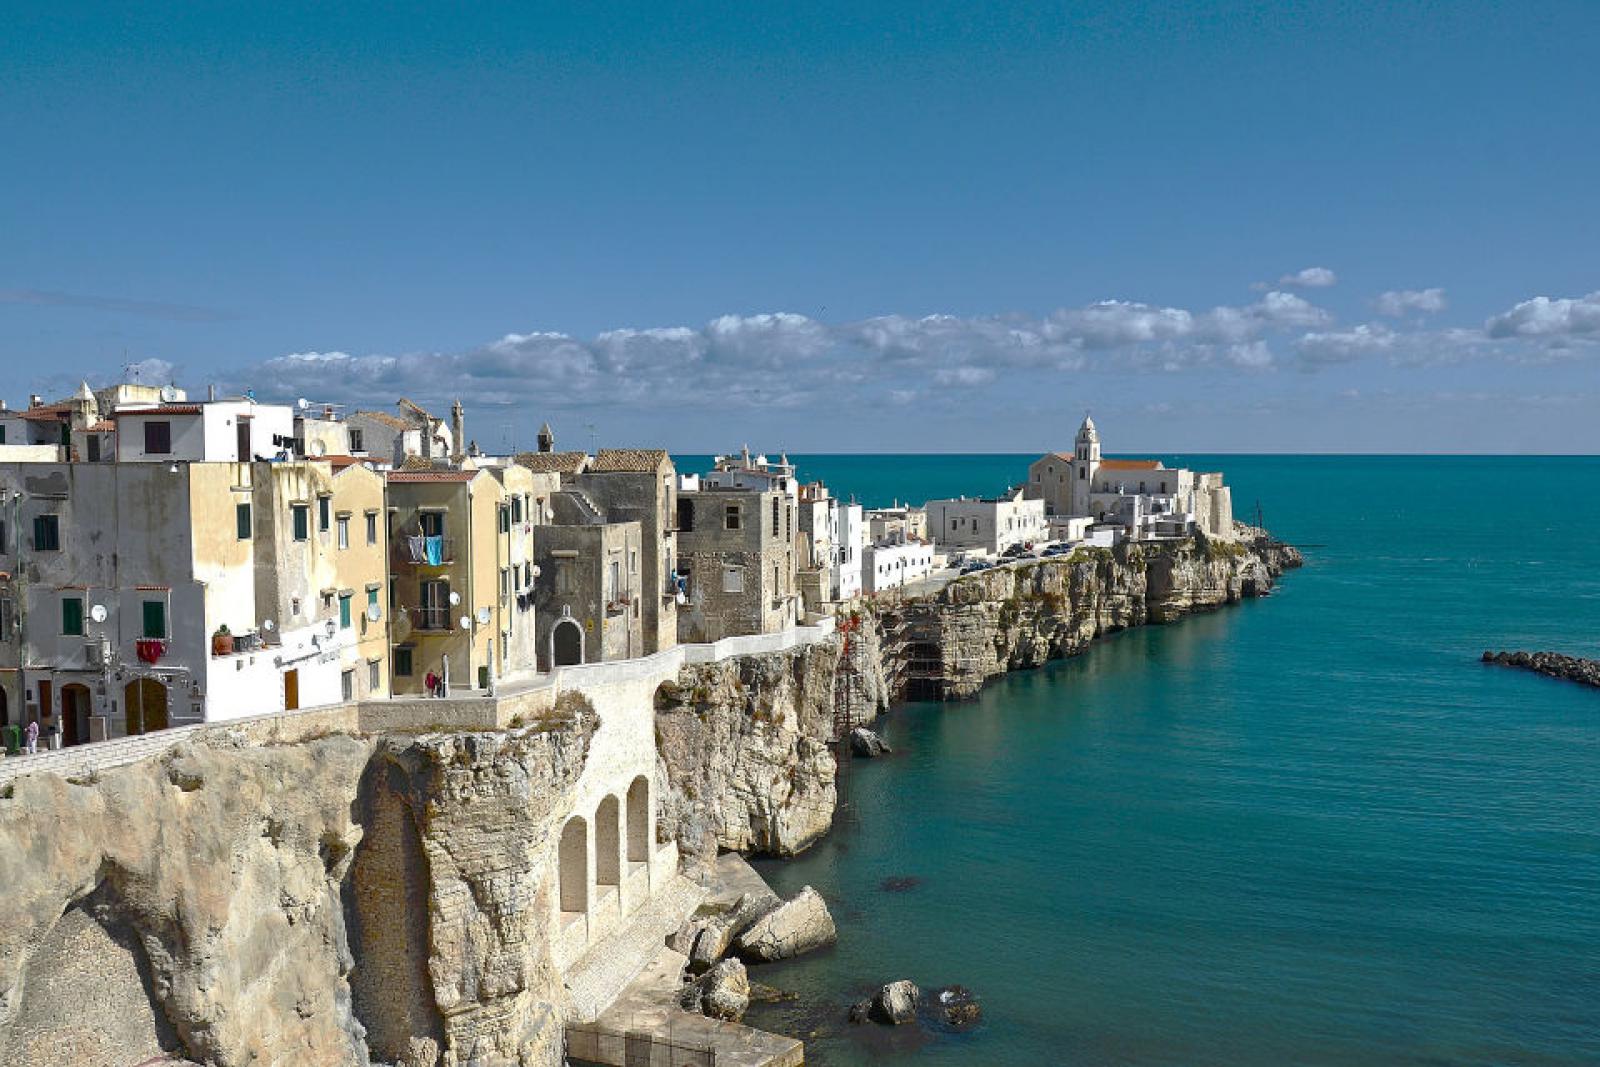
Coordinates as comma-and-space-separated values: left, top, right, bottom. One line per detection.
551, 616, 584, 668
626, 775, 650, 865
124, 678, 168, 735
60, 683, 92, 746
595, 796, 621, 887
558, 816, 588, 914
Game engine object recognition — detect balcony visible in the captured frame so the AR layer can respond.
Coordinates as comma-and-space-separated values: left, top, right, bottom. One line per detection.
396, 535, 456, 567
411, 606, 453, 631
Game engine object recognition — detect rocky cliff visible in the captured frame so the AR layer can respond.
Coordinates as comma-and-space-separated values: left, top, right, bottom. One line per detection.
884, 531, 1301, 700
0, 701, 596, 1067
654, 638, 840, 869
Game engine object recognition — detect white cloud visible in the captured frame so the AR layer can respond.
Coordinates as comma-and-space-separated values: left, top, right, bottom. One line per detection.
1375, 288, 1447, 317
1295, 324, 1397, 367
1271, 266, 1338, 289
1485, 291, 1600, 341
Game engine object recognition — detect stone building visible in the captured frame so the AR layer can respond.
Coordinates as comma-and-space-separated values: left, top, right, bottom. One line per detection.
924, 488, 1047, 555
385, 465, 542, 694
529, 505, 644, 669
571, 449, 678, 655
675, 485, 799, 642
0, 457, 389, 743
1027, 416, 1235, 539
345, 398, 455, 467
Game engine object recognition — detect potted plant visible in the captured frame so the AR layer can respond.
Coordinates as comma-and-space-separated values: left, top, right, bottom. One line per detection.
212, 624, 235, 656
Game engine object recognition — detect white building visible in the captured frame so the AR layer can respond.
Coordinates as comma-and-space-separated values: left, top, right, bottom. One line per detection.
863, 540, 936, 594
1026, 416, 1234, 540
114, 399, 296, 464
924, 488, 1047, 555
834, 501, 864, 601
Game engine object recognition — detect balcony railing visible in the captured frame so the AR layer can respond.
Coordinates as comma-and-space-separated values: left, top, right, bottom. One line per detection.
411, 606, 453, 631
397, 535, 456, 566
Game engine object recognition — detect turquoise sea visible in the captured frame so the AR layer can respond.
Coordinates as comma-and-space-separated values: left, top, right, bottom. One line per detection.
707, 455, 1600, 1067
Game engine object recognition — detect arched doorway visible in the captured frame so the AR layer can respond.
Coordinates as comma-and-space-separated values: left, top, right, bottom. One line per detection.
59, 684, 92, 746
124, 679, 168, 735
558, 817, 588, 915
595, 796, 621, 888
551, 618, 583, 668
626, 776, 650, 865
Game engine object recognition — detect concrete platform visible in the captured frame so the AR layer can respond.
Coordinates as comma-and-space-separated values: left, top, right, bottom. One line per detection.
564, 872, 704, 1023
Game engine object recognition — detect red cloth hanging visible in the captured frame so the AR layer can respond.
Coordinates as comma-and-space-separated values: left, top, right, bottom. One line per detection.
135, 638, 166, 664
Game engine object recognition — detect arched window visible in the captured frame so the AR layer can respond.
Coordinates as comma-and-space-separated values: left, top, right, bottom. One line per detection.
596, 796, 621, 887
627, 776, 650, 864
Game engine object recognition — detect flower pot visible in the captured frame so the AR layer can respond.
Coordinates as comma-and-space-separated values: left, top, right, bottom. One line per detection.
212, 632, 235, 656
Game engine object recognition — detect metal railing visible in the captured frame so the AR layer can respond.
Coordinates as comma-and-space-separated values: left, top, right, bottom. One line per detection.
410, 606, 452, 631
396, 536, 456, 566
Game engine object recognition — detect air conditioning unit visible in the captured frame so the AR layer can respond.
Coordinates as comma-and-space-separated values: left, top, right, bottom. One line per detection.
85, 640, 110, 666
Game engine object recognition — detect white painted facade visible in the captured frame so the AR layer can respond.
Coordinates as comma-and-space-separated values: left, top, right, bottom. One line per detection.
863, 540, 936, 594
834, 502, 864, 601
114, 401, 296, 464
924, 489, 1047, 555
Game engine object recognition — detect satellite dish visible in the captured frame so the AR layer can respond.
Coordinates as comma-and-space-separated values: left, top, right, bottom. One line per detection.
263, 618, 275, 632
325, 619, 337, 638
366, 603, 381, 622
448, 591, 461, 606
310, 440, 327, 457
475, 606, 491, 625
458, 614, 472, 631
160, 385, 179, 403
89, 604, 107, 623
297, 397, 309, 410
530, 564, 541, 578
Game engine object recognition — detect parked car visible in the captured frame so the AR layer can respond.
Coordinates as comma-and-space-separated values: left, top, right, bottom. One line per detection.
1001, 542, 1032, 559
959, 560, 992, 575
1042, 543, 1074, 557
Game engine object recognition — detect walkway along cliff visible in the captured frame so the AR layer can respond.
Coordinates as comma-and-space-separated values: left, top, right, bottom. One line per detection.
0, 531, 1298, 1067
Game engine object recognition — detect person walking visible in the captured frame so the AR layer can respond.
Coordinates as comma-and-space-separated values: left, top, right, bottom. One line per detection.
24, 718, 39, 756
424, 669, 439, 698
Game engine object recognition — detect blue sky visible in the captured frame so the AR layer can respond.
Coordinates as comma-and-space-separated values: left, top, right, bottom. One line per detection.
3, 1, 1598, 453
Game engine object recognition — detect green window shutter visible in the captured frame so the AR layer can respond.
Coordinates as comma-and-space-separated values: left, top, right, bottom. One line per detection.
367, 588, 379, 611
339, 594, 352, 629
293, 506, 308, 541
62, 597, 83, 636
394, 648, 413, 676
142, 600, 166, 639
236, 502, 252, 540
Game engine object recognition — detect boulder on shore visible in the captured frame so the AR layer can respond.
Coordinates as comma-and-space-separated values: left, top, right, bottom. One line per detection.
849, 980, 920, 1025
733, 885, 837, 962
934, 984, 982, 1028
849, 726, 892, 757
681, 958, 750, 1022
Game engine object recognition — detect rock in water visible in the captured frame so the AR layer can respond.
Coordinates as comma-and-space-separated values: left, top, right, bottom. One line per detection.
935, 984, 982, 1028
681, 958, 750, 1021
734, 885, 837, 961
870, 980, 920, 1025
849, 726, 892, 757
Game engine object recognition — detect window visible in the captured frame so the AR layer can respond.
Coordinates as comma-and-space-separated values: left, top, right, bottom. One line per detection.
236, 502, 252, 540
292, 504, 309, 541
349, 428, 364, 453
677, 498, 694, 532
368, 659, 381, 691
394, 647, 414, 676
365, 512, 378, 544
555, 561, 573, 594
0, 597, 13, 640
336, 516, 350, 549
144, 420, 172, 454
420, 511, 444, 538
630, 550, 638, 575
723, 566, 743, 593
142, 600, 166, 639
1079, 468, 1085, 480
318, 496, 331, 532
498, 505, 510, 534
367, 587, 379, 619
341, 669, 355, 701
87, 435, 101, 462
609, 560, 621, 598
725, 504, 741, 531
0, 425, 5, 443
499, 567, 509, 600
419, 580, 449, 628
339, 593, 352, 629
33, 514, 60, 551
511, 496, 523, 523
771, 498, 780, 536
62, 596, 84, 636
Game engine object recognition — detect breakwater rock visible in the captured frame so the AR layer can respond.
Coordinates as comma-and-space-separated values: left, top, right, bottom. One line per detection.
1483, 649, 1600, 690
0, 709, 597, 1067
878, 532, 1300, 701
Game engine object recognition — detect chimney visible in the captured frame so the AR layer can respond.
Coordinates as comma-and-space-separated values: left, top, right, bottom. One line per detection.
208, 383, 217, 402
450, 399, 465, 465
29, 394, 43, 409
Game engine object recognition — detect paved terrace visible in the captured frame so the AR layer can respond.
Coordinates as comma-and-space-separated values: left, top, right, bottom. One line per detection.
0, 616, 836, 788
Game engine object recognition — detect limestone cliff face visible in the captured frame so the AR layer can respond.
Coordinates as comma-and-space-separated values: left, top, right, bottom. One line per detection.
654, 639, 839, 867
0, 706, 596, 1067
894, 534, 1300, 701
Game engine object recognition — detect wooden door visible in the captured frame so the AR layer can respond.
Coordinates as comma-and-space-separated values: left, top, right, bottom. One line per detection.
284, 669, 299, 711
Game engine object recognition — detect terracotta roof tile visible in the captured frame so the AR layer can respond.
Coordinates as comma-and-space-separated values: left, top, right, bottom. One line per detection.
590, 448, 671, 472
19, 403, 73, 421
351, 409, 412, 431
86, 421, 116, 432
515, 450, 589, 474
1099, 458, 1163, 470
115, 404, 204, 416
387, 470, 477, 483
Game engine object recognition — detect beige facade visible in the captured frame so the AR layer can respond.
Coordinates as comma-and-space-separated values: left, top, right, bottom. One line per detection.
385, 466, 541, 694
